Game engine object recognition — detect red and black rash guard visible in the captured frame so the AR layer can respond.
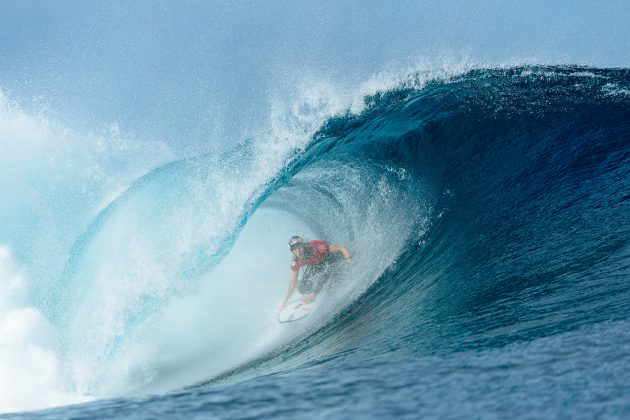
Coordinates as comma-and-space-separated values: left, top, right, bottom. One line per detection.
291, 240, 330, 271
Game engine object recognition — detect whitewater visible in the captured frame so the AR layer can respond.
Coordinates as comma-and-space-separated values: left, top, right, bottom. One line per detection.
1, 64, 629, 418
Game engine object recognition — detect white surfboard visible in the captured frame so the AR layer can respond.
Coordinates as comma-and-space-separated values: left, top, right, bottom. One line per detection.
278, 299, 312, 323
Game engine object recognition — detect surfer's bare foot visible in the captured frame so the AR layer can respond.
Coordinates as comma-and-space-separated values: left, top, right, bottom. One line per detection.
302, 293, 315, 304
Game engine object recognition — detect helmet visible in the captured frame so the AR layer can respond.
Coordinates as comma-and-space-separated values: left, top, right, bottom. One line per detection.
288, 236, 306, 251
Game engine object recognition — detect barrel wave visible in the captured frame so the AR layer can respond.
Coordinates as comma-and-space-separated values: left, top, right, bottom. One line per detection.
34, 66, 630, 417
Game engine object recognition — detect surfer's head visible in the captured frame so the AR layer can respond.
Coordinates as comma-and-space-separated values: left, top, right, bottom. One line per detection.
288, 236, 307, 257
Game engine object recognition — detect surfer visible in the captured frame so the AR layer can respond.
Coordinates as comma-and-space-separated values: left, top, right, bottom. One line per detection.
279, 236, 352, 310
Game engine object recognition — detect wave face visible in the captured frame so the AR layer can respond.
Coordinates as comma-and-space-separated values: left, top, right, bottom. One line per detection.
13, 65, 630, 417
305, 65, 630, 356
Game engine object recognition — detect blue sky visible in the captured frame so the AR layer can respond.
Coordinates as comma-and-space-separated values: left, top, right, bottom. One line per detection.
1, 0, 629, 150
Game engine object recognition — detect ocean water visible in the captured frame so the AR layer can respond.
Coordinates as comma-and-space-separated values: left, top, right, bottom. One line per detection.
1, 66, 629, 418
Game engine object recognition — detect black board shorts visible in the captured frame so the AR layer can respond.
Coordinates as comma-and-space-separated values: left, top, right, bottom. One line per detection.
298, 253, 346, 295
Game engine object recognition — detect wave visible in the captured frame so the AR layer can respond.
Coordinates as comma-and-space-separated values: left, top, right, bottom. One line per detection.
7, 65, 630, 408
192, 65, 630, 387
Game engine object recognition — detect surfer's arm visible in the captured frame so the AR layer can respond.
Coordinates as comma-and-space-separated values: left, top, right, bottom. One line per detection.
330, 244, 352, 262
280, 269, 299, 310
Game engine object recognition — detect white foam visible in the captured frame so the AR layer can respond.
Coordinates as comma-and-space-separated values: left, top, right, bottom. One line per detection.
602, 82, 630, 97
0, 91, 179, 413
0, 245, 88, 414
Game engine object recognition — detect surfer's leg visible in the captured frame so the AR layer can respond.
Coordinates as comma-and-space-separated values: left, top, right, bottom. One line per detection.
298, 266, 317, 295
298, 264, 326, 302
312, 253, 346, 294
299, 254, 347, 301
